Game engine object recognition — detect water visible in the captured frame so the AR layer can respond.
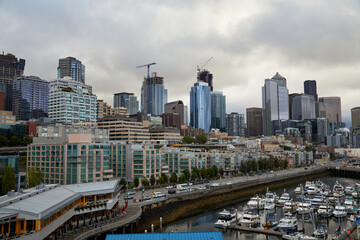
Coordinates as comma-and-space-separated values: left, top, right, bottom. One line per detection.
159, 176, 359, 240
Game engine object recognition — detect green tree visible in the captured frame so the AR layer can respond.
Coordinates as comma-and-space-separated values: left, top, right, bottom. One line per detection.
19, 156, 27, 171
191, 170, 198, 180
207, 167, 215, 179
251, 160, 257, 172
119, 177, 126, 186
150, 174, 156, 186
182, 168, 190, 181
169, 172, 177, 183
23, 136, 33, 145
274, 157, 280, 169
178, 174, 186, 183
258, 159, 264, 171
195, 133, 208, 144
219, 167, 224, 176
200, 167, 207, 179
8, 136, 22, 147
0, 136, 7, 147
192, 167, 200, 177
212, 165, 219, 177
141, 177, 149, 188
134, 177, 140, 188
25, 168, 43, 189
182, 136, 194, 144
329, 152, 336, 161
162, 173, 169, 184
282, 159, 288, 169
2, 165, 16, 195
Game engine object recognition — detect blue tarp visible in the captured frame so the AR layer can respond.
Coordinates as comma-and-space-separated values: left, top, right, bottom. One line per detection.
106, 232, 224, 240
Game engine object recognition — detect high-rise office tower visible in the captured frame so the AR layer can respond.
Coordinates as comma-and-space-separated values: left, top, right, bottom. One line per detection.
351, 107, 360, 129
57, 57, 85, 83
226, 112, 245, 137
48, 77, 97, 124
304, 80, 318, 101
318, 97, 342, 122
291, 94, 316, 120
12, 76, 49, 120
262, 72, 289, 136
190, 81, 211, 133
113, 92, 139, 115
246, 107, 263, 136
210, 91, 226, 131
184, 106, 188, 125
0, 53, 25, 111
198, 70, 213, 91
165, 100, 185, 125
141, 72, 167, 116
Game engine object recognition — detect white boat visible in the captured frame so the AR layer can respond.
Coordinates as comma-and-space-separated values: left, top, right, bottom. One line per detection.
310, 197, 323, 209
294, 186, 302, 194
264, 201, 275, 211
247, 196, 265, 210
344, 198, 356, 213
333, 181, 344, 198
278, 216, 298, 233
317, 205, 333, 218
333, 205, 347, 218
297, 202, 312, 215
265, 191, 278, 204
352, 189, 360, 198
306, 185, 318, 195
345, 186, 354, 195
283, 201, 298, 213
278, 192, 291, 205
282, 233, 317, 240
239, 209, 260, 227
214, 209, 241, 228
313, 226, 328, 239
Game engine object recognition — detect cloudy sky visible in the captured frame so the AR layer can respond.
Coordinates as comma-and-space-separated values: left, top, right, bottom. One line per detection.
1, 0, 359, 126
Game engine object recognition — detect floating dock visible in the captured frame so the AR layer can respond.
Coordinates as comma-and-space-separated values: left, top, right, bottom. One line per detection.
227, 224, 284, 237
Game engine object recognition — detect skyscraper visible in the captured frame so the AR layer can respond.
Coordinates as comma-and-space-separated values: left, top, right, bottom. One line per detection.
226, 112, 245, 137
210, 91, 226, 131
12, 76, 49, 120
318, 97, 342, 122
190, 81, 211, 133
291, 94, 316, 120
351, 107, 360, 129
198, 70, 213, 91
141, 72, 168, 116
304, 80, 318, 101
48, 77, 97, 124
246, 107, 263, 136
113, 92, 139, 115
57, 57, 85, 83
165, 100, 185, 125
262, 72, 289, 136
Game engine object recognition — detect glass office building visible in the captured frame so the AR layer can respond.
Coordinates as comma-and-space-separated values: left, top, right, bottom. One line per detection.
190, 81, 211, 133
262, 72, 289, 136
12, 76, 49, 120
141, 73, 168, 116
113, 92, 139, 115
292, 94, 316, 120
211, 91, 226, 132
57, 57, 85, 83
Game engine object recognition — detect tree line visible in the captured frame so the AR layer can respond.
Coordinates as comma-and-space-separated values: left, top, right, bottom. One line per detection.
239, 157, 288, 173
0, 136, 32, 147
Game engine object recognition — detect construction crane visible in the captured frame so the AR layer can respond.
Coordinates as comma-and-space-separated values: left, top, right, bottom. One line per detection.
136, 62, 156, 79
197, 57, 213, 73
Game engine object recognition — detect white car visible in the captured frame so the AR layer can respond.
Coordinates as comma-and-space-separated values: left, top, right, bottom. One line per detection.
166, 185, 174, 189
198, 186, 207, 190
211, 183, 220, 187
226, 182, 233, 185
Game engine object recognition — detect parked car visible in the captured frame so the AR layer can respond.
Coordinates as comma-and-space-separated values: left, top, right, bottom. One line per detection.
143, 196, 152, 201
166, 185, 174, 189
198, 186, 207, 190
124, 194, 133, 200
127, 190, 136, 195
153, 192, 166, 198
211, 183, 220, 187
168, 189, 176, 194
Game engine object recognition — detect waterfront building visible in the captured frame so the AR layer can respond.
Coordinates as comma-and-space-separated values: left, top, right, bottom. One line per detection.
97, 115, 150, 143
165, 100, 185, 125
326, 128, 349, 148
211, 91, 226, 132
97, 99, 127, 119
291, 94, 316, 120
141, 72, 168, 116
162, 148, 203, 176
12, 75, 49, 120
318, 97, 342, 122
0, 155, 25, 191
48, 77, 97, 124
262, 72, 289, 136
226, 112, 245, 137
57, 56, 85, 83
190, 81, 211, 133
246, 108, 262, 137
0, 180, 123, 239
113, 92, 139, 115
198, 69, 213, 91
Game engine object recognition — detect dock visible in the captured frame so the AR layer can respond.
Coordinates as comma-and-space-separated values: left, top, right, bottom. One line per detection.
227, 224, 283, 237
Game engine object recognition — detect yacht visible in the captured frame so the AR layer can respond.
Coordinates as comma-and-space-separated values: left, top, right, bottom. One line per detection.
214, 209, 241, 228
247, 196, 265, 210
345, 186, 354, 195
310, 197, 323, 209
344, 198, 356, 213
263, 215, 278, 229
304, 181, 313, 192
283, 201, 298, 213
264, 191, 278, 204
278, 192, 291, 205
306, 185, 318, 195
352, 189, 360, 198
333, 205, 347, 218
317, 205, 333, 218
277, 215, 298, 233
239, 209, 260, 227
294, 186, 302, 194
313, 226, 328, 239
333, 181, 345, 198
264, 201, 275, 211
297, 202, 312, 215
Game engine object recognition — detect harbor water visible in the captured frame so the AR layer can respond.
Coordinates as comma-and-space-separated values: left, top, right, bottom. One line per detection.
159, 176, 359, 239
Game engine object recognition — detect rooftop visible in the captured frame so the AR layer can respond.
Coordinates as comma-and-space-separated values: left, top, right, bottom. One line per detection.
105, 232, 224, 240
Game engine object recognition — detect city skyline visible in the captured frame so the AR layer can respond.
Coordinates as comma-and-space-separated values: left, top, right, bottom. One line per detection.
1, 1, 359, 126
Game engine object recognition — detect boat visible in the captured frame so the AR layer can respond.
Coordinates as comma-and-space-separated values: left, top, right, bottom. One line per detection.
239, 209, 260, 227
297, 202, 312, 215
294, 186, 302, 194
306, 185, 318, 195
277, 215, 298, 233
317, 205, 333, 218
313, 225, 328, 239
282, 233, 317, 240
262, 215, 278, 229
283, 201, 297, 213
278, 192, 291, 205
333, 205, 347, 218
333, 181, 345, 198
344, 198, 356, 213
214, 209, 240, 228
345, 186, 354, 195
264, 191, 278, 204
264, 201, 275, 211
310, 197, 323, 209
247, 196, 265, 210
304, 181, 313, 192
351, 189, 360, 198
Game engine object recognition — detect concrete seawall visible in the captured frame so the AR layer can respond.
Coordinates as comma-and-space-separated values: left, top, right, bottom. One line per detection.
135, 168, 328, 233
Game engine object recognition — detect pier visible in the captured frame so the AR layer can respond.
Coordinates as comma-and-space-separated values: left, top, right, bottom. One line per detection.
227, 224, 283, 237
